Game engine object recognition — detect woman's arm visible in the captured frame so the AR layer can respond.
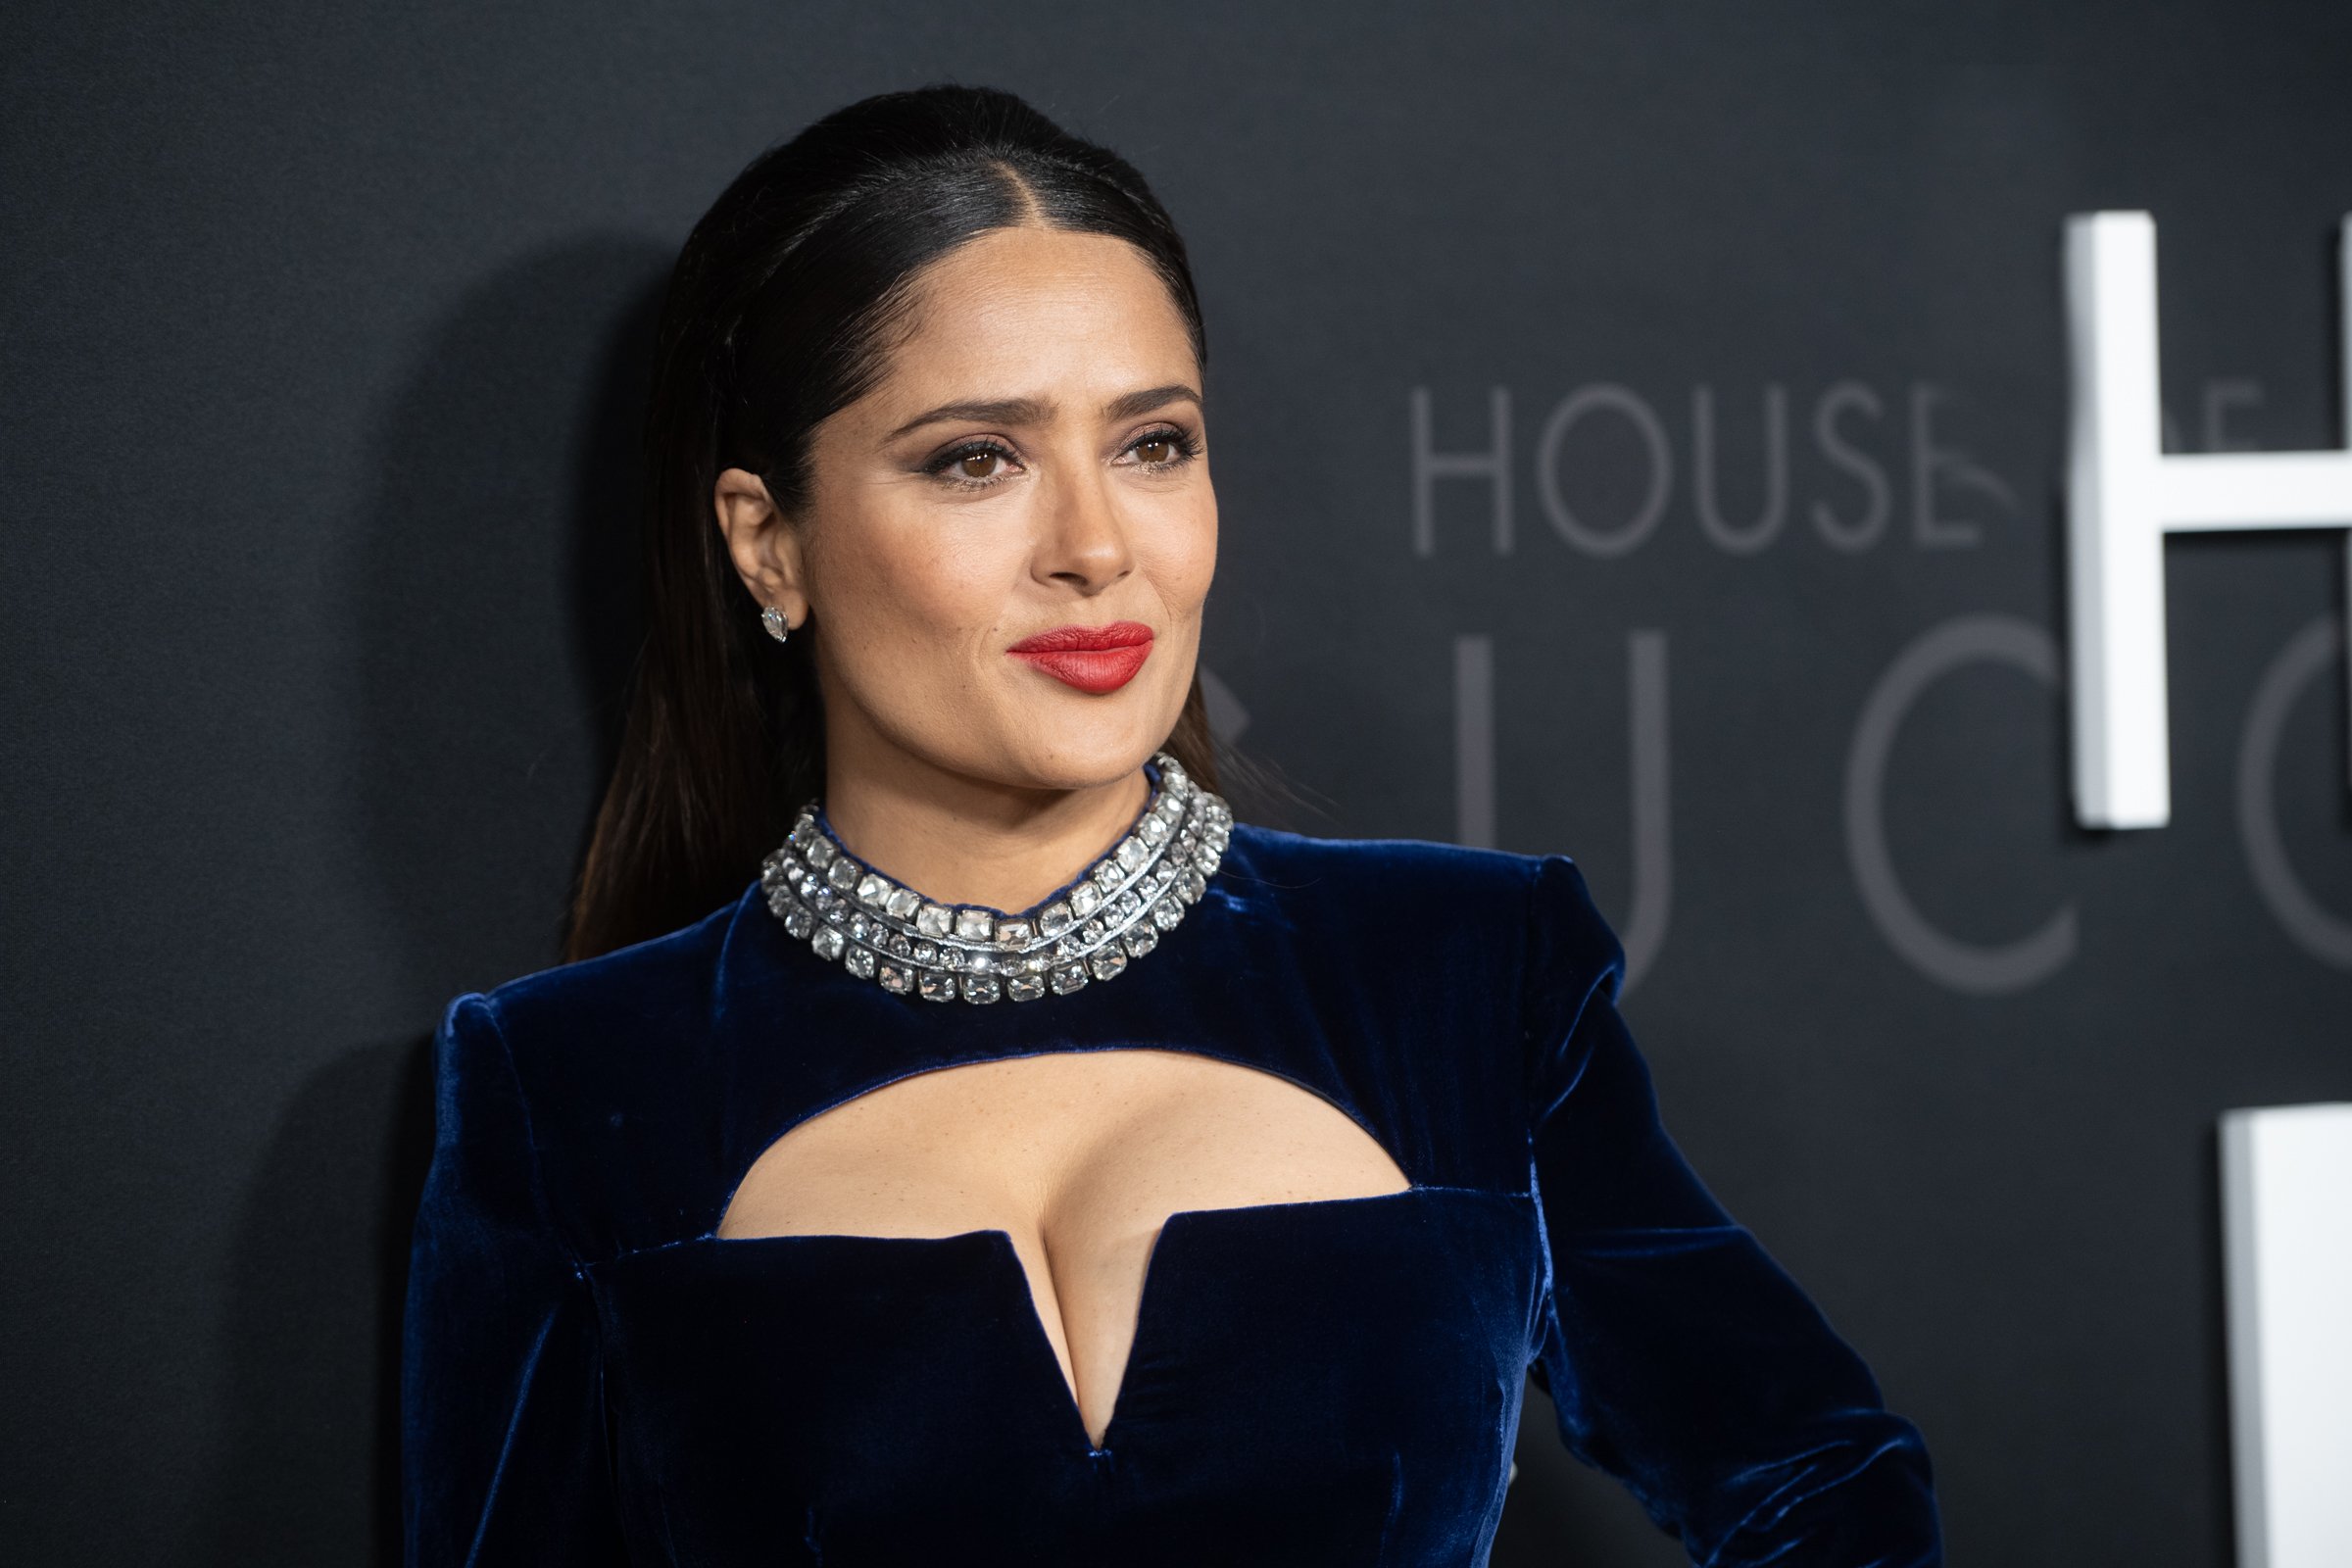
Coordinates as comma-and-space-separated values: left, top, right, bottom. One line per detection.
1521, 857, 1941, 1566
402, 994, 627, 1566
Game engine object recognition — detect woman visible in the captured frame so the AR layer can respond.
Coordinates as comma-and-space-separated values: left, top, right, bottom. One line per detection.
402, 85, 1939, 1566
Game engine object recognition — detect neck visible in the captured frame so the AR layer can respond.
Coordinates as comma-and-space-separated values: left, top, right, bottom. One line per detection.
819, 734, 1153, 915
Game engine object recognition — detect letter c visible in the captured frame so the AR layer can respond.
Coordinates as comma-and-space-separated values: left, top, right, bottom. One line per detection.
2236, 616, 2352, 969
1844, 614, 2079, 994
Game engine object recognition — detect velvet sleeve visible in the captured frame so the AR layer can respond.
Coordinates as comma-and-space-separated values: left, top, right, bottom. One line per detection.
402, 994, 627, 1567
1520, 857, 1941, 1565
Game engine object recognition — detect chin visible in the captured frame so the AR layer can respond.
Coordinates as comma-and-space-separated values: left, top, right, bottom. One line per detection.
992, 700, 1177, 790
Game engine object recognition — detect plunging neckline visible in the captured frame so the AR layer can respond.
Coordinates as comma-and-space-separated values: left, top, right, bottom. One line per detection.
706, 1186, 1435, 1453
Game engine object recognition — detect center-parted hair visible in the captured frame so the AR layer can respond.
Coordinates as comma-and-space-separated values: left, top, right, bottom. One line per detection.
568, 85, 1218, 962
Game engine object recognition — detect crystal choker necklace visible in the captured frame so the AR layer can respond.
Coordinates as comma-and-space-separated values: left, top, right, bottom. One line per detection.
759, 753, 1232, 1004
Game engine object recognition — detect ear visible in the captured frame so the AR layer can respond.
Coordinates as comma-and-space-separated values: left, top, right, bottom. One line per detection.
712, 467, 809, 626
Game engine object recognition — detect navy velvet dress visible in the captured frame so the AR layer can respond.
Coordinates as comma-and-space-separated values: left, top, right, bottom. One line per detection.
401, 825, 1940, 1565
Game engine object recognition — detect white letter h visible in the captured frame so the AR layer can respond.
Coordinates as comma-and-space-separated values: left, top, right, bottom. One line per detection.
2064, 211, 2352, 829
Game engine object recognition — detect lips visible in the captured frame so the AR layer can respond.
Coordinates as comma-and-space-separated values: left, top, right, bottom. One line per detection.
1006, 620, 1155, 694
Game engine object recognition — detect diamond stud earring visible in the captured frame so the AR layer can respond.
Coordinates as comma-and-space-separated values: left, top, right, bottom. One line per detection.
760, 605, 790, 645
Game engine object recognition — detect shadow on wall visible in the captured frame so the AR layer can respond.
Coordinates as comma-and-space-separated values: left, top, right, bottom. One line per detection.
173, 237, 671, 1567
350, 235, 669, 995
172, 1034, 434, 1567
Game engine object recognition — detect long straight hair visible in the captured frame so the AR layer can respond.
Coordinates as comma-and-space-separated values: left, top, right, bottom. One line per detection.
566, 87, 1220, 962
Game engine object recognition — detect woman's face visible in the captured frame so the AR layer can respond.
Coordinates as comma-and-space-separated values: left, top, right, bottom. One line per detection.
718, 224, 1216, 797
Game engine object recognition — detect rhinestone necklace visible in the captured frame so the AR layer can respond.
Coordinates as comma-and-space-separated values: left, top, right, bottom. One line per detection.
760, 753, 1232, 1004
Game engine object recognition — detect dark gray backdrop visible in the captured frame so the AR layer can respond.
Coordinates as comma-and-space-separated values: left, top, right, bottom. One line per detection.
6, 3, 2349, 1564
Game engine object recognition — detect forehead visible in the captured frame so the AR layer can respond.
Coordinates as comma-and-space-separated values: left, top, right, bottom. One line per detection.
873, 226, 1198, 407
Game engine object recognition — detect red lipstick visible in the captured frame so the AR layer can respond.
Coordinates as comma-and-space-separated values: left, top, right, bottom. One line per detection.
1006, 620, 1155, 694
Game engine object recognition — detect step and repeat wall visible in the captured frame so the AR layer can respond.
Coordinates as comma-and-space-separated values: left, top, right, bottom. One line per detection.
6, 3, 2347, 1564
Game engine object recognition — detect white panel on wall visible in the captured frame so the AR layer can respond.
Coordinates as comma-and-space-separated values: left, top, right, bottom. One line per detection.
2221, 1103, 2352, 1568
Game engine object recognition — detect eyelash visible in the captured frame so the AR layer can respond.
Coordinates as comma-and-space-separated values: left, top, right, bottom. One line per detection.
1126, 424, 1201, 470
921, 424, 1201, 490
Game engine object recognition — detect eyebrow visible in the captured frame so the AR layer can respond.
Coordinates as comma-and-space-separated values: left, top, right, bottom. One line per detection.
886, 383, 1202, 442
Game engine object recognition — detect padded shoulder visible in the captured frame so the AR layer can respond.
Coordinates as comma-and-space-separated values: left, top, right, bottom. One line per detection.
1524, 853, 1628, 1004
1224, 823, 1619, 1036
1223, 824, 1618, 991
433, 889, 767, 1259
476, 887, 752, 1067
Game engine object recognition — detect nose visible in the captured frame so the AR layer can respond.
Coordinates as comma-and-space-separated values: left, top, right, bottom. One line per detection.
1034, 460, 1134, 594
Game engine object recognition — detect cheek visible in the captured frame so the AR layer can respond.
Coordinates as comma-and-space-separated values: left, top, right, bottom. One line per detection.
1140, 487, 1219, 617
812, 508, 1017, 658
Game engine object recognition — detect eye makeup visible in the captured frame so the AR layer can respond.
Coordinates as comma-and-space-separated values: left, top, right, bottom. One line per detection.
914, 421, 1201, 491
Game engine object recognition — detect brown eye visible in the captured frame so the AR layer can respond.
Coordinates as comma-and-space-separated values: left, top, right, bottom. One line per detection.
957, 450, 1001, 480
1134, 436, 1175, 466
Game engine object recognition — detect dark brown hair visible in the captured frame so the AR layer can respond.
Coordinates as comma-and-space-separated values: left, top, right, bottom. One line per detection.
566, 86, 1219, 961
